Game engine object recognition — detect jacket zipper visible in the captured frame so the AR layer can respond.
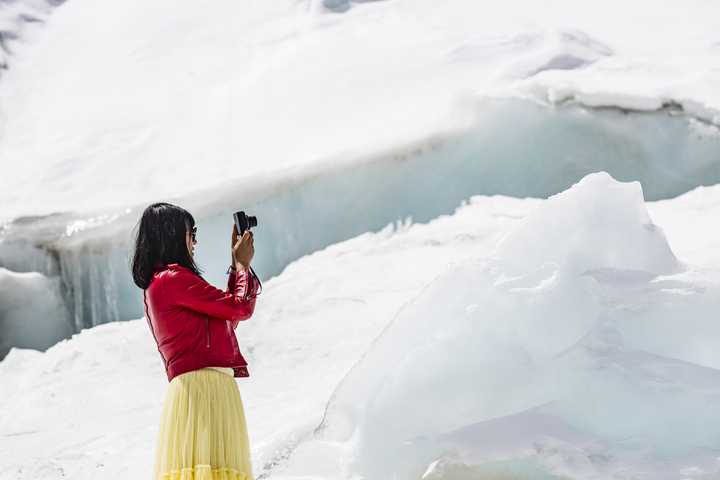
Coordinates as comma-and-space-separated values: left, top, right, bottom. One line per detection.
206, 317, 210, 348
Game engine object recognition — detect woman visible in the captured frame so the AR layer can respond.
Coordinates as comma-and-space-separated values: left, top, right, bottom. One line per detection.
131, 202, 260, 480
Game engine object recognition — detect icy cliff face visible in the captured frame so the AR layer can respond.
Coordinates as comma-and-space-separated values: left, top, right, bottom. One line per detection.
3, 97, 720, 358
0, 267, 71, 358
294, 173, 720, 479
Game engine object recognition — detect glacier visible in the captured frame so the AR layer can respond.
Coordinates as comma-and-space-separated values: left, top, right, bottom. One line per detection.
2, 0, 720, 479
2, 173, 720, 479
2, 98, 720, 358
2, 0, 720, 355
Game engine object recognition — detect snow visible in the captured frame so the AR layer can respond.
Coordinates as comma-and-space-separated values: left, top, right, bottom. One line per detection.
0, 179, 529, 479
3, 0, 720, 348
3, 97, 720, 349
3, 173, 720, 479
0, 0, 61, 70
1, 0, 720, 222
647, 186, 720, 268
278, 173, 720, 479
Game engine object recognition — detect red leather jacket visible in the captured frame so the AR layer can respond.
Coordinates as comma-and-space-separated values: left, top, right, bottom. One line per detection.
143, 262, 260, 382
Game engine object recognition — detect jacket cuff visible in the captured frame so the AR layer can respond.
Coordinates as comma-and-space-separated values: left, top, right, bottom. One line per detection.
234, 267, 252, 298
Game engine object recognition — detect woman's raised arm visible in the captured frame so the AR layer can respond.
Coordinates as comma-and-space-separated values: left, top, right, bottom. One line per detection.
172, 268, 257, 323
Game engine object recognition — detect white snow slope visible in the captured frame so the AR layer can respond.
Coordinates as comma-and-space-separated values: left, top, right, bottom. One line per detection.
1, 0, 720, 221
2, 173, 720, 480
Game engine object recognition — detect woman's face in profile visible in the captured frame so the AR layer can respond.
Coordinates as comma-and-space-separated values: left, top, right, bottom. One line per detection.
186, 225, 197, 258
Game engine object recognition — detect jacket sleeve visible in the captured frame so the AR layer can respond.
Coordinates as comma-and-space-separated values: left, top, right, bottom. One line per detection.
231, 269, 259, 329
226, 269, 237, 294
172, 269, 256, 323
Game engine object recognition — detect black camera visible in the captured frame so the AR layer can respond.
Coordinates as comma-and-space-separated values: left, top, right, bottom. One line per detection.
232, 210, 262, 296
233, 211, 258, 235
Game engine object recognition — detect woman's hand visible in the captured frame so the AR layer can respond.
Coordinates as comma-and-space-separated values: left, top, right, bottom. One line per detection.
231, 224, 254, 270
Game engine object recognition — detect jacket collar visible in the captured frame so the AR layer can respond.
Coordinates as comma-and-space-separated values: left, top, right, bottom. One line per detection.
153, 262, 181, 273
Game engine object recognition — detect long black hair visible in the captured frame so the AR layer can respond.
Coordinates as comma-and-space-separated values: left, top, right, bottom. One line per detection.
131, 202, 203, 289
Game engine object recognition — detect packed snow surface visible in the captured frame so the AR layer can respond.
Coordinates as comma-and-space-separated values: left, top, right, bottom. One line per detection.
3, 173, 720, 479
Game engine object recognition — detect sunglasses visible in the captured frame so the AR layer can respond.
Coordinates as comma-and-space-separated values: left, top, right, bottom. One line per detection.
190, 226, 197, 243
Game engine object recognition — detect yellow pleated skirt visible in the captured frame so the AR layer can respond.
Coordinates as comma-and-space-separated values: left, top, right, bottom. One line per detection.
153, 367, 254, 480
